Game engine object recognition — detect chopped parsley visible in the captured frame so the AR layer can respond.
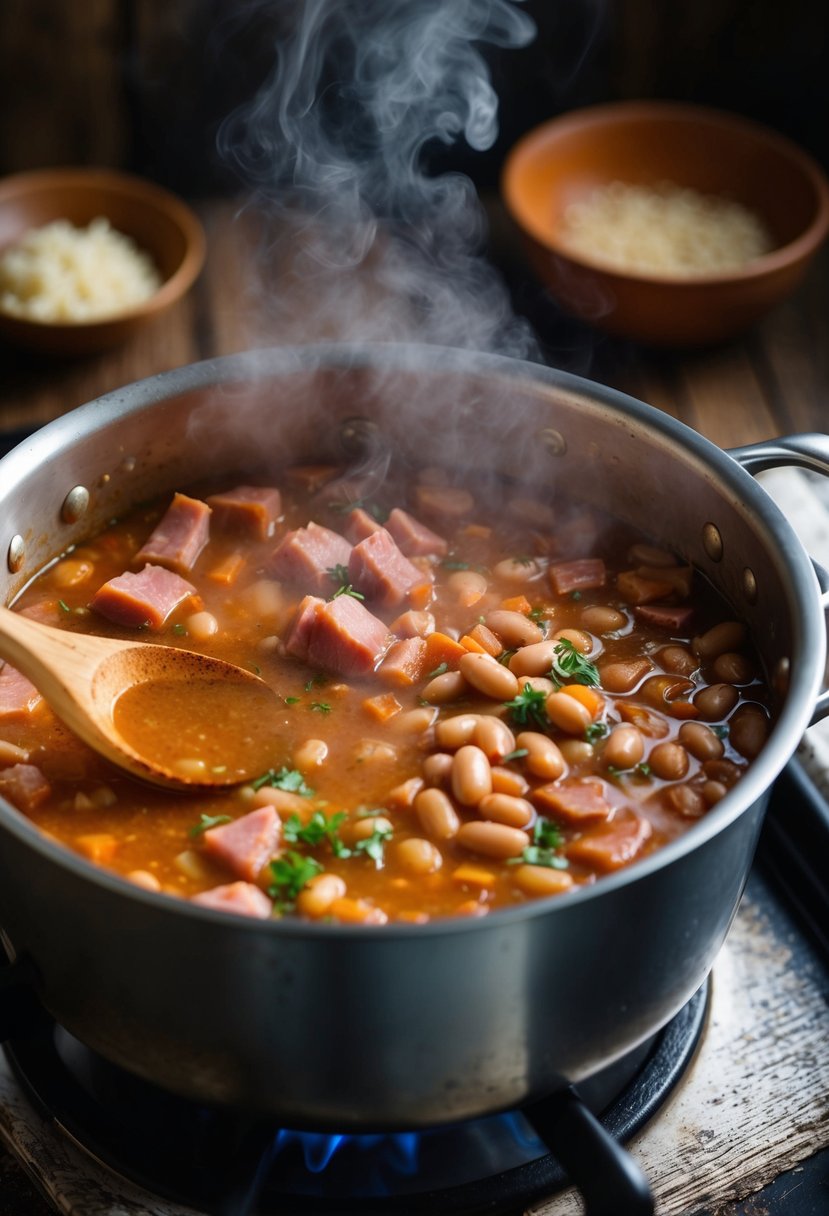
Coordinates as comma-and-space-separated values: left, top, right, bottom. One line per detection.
57, 599, 71, 613
570, 590, 582, 601
497, 648, 518, 666
510, 817, 568, 870
188, 813, 232, 838
528, 607, 546, 622
310, 701, 332, 714
331, 582, 365, 600
503, 682, 549, 730
585, 721, 608, 743
353, 823, 393, 867
328, 498, 387, 522
427, 661, 449, 678
283, 810, 350, 856
171, 622, 187, 636
607, 761, 652, 782
512, 555, 535, 567
502, 747, 529, 763
251, 767, 315, 797
327, 564, 365, 600
441, 559, 471, 571
268, 852, 324, 905
549, 638, 601, 687
284, 695, 301, 706
304, 674, 327, 692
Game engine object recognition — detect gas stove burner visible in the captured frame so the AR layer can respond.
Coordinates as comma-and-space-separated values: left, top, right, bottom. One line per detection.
3, 980, 708, 1216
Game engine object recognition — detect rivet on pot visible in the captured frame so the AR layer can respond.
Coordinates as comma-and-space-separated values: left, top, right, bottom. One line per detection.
339, 417, 381, 458
61, 486, 90, 524
742, 567, 758, 604
7, 535, 25, 573
539, 428, 567, 456
702, 523, 723, 562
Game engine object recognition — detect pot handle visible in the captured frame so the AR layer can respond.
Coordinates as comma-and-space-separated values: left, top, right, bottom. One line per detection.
729, 433, 829, 726
523, 1086, 654, 1216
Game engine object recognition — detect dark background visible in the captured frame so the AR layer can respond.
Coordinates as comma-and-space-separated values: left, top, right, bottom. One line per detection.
1, 0, 827, 196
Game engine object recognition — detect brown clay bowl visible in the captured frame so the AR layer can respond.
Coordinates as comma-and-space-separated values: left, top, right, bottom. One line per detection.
502, 101, 829, 346
0, 167, 205, 356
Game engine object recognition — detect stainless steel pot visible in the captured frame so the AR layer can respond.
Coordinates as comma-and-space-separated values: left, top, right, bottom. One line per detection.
1, 344, 827, 1129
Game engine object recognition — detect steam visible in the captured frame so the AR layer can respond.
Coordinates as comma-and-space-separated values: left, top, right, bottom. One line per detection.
216, 0, 537, 356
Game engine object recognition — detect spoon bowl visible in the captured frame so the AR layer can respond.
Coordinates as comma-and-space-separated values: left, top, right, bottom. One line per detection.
0, 605, 283, 790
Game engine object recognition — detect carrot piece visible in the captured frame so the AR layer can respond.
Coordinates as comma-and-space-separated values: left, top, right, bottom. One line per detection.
378, 638, 428, 686
362, 692, 403, 722
207, 552, 246, 586
465, 623, 503, 657
560, 683, 604, 718
329, 897, 388, 925
408, 579, 434, 611
461, 523, 492, 540
500, 594, 532, 615
618, 702, 670, 738
451, 864, 497, 889
75, 833, 118, 864
459, 634, 487, 654
423, 631, 467, 671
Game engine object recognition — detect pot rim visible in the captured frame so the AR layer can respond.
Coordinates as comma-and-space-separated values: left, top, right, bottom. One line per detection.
1, 341, 823, 938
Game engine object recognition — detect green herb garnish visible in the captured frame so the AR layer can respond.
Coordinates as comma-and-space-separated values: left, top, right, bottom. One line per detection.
310, 701, 332, 714
268, 852, 324, 904
283, 810, 350, 856
549, 638, 601, 687
502, 747, 529, 763
353, 823, 393, 867
712, 724, 729, 739
251, 767, 315, 797
284, 695, 301, 705
503, 682, 549, 730
331, 582, 365, 601
304, 674, 327, 692
427, 661, 449, 678
57, 599, 71, 613
570, 590, 582, 601
188, 813, 232, 838
441, 559, 471, 571
512, 555, 534, 567
585, 722, 608, 743
510, 817, 568, 870
497, 648, 518, 666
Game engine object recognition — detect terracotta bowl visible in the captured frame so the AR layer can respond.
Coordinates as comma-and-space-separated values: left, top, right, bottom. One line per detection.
502, 101, 829, 346
0, 167, 205, 356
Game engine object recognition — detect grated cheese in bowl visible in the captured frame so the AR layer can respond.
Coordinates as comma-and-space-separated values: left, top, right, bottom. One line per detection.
0, 217, 162, 323
559, 181, 775, 278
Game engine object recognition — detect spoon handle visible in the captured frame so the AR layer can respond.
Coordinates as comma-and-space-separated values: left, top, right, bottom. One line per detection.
0, 603, 126, 696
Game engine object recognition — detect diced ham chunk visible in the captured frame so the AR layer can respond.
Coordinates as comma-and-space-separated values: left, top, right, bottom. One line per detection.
136, 493, 211, 574
90, 564, 197, 630
390, 610, 435, 638
191, 882, 273, 919
348, 528, 430, 609
634, 604, 694, 632
565, 809, 653, 872
206, 485, 282, 540
345, 507, 384, 544
267, 522, 352, 594
378, 637, 428, 686
306, 595, 390, 677
0, 763, 51, 811
532, 777, 612, 825
284, 595, 324, 661
0, 664, 42, 721
549, 558, 606, 596
202, 806, 281, 883
386, 508, 448, 557
616, 571, 675, 606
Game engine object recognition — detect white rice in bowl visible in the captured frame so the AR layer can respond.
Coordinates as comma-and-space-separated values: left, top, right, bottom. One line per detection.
559, 181, 775, 278
0, 217, 162, 322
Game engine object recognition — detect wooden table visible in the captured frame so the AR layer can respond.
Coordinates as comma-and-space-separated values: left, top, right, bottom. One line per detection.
0, 198, 827, 1216
1, 199, 827, 446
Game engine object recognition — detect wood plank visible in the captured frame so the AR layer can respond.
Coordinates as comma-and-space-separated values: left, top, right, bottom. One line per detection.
672, 344, 780, 449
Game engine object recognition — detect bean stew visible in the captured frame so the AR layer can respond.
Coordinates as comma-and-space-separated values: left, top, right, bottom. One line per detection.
0, 461, 773, 924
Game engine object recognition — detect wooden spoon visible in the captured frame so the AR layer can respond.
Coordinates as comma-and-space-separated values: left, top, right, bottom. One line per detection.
0, 605, 285, 790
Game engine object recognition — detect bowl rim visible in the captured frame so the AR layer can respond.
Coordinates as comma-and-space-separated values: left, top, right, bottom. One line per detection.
501, 99, 829, 288
0, 165, 206, 330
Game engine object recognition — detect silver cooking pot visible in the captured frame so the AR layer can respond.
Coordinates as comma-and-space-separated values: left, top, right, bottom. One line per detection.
0, 344, 827, 1129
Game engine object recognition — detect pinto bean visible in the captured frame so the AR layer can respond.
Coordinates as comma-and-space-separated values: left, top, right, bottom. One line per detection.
390, 706, 439, 734
545, 691, 592, 735
693, 621, 746, 659
552, 628, 593, 654
603, 725, 645, 770
474, 716, 516, 763
395, 838, 443, 875
728, 706, 770, 759
580, 605, 627, 634
702, 759, 742, 787
559, 739, 594, 765
693, 683, 739, 720
387, 777, 424, 808
435, 714, 479, 749
415, 788, 461, 839
485, 609, 543, 647
713, 652, 754, 684
451, 745, 493, 806
678, 722, 724, 762
509, 641, 558, 678
522, 676, 556, 696
490, 765, 530, 797
459, 652, 519, 700
666, 784, 706, 818
422, 670, 468, 703
658, 646, 698, 677
346, 815, 393, 843
297, 873, 347, 919
293, 738, 328, 769
648, 741, 689, 781
512, 864, 574, 897
422, 752, 454, 786
478, 792, 535, 829
493, 557, 542, 583
702, 780, 728, 805
516, 731, 565, 779
456, 820, 530, 859
448, 570, 488, 604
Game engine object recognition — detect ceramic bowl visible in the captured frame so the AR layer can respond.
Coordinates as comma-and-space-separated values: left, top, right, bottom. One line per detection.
502, 101, 829, 346
0, 167, 205, 356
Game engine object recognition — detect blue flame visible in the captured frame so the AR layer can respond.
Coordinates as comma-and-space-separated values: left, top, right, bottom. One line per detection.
273, 1127, 421, 1177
